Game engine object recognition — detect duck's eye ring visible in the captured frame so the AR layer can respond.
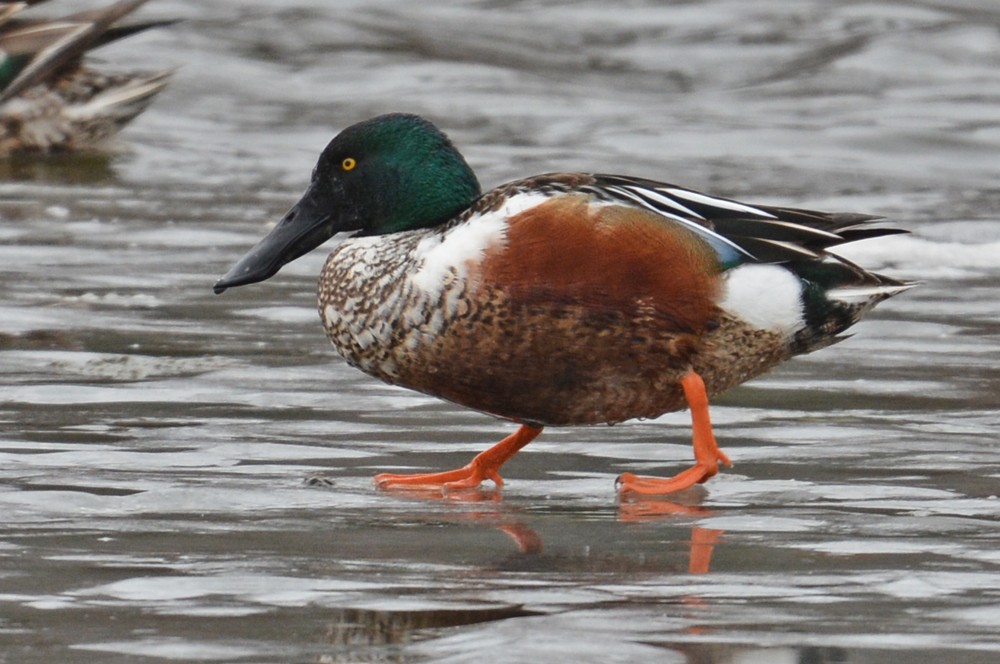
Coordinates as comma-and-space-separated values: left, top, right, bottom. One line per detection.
341, 157, 357, 171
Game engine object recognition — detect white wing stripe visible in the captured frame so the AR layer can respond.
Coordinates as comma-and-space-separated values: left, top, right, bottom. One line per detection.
601, 185, 751, 262
602, 185, 691, 223
661, 187, 778, 219
625, 185, 705, 219
752, 219, 843, 241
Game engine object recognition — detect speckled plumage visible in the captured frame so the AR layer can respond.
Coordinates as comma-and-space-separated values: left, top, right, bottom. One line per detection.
215, 114, 914, 495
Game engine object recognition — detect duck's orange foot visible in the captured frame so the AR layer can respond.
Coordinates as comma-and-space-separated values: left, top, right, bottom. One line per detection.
616, 458, 726, 496
373, 424, 543, 493
617, 442, 731, 495
374, 462, 501, 491
617, 371, 732, 496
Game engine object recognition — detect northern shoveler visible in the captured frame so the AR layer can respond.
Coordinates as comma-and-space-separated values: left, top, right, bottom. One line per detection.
0, 0, 173, 154
214, 113, 913, 496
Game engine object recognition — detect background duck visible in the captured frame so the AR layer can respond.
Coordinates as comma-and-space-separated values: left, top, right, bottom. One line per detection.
214, 113, 913, 496
0, 0, 172, 154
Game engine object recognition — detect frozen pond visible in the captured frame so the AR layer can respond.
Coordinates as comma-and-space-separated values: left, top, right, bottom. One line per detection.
2, 1, 999, 662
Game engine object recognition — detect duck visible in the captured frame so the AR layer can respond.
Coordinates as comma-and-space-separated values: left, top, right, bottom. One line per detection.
214, 113, 913, 496
0, 0, 173, 155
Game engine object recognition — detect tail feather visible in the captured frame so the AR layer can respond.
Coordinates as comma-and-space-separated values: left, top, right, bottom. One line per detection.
56, 70, 171, 147
66, 69, 171, 119
792, 256, 915, 354
826, 281, 915, 304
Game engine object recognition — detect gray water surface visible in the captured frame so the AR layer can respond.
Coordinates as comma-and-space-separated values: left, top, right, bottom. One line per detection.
2, 1, 1000, 662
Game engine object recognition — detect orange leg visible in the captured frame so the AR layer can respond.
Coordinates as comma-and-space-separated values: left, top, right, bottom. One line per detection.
617, 371, 731, 495
374, 424, 543, 491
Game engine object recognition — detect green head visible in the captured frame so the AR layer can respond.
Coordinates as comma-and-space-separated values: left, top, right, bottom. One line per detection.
214, 113, 481, 293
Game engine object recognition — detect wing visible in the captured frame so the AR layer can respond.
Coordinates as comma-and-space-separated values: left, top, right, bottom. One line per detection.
473, 187, 726, 335
588, 174, 908, 264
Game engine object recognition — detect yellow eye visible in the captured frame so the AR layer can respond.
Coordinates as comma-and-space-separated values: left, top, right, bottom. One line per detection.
342, 157, 357, 171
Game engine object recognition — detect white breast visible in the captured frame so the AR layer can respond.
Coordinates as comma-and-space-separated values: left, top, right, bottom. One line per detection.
407, 191, 555, 298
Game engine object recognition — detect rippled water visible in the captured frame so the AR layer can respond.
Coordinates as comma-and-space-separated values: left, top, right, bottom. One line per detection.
2, 1, 1000, 662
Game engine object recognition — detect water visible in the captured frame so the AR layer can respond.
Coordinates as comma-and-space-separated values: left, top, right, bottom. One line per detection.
2, 1, 999, 662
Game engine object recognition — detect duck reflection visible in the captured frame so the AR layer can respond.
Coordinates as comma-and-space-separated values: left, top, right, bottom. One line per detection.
618, 487, 723, 574
0, 151, 116, 183
375, 483, 723, 574
316, 489, 824, 664
324, 602, 539, 648
320, 603, 851, 664
372, 484, 543, 554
